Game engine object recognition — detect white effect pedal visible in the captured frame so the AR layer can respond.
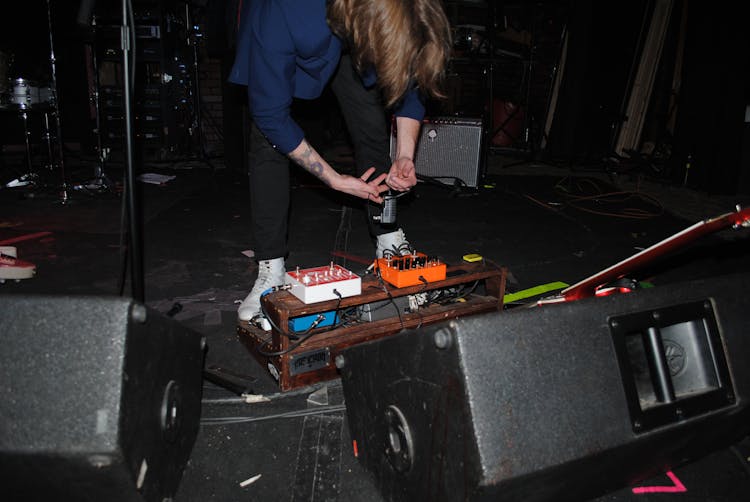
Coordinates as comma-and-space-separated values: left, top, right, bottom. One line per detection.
286, 263, 361, 304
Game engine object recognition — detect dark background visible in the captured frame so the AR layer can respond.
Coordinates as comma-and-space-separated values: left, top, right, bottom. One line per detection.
2, 0, 750, 194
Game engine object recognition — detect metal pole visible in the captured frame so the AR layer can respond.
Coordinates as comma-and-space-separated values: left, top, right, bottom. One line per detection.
122, 0, 145, 302
21, 111, 33, 176
46, 0, 68, 203
91, 15, 109, 187
186, 3, 213, 168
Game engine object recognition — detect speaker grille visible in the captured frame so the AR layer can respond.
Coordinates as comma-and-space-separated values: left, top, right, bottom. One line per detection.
0, 296, 131, 451
340, 272, 750, 502
391, 117, 483, 187
0, 295, 205, 502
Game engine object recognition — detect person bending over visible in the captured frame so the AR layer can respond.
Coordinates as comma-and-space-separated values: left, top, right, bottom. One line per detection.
229, 0, 451, 324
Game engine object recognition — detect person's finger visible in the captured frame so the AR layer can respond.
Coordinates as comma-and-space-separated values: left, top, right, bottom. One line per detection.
399, 164, 415, 178
387, 176, 409, 191
368, 192, 384, 204
360, 166, 377, 182
369, 172, 387, 187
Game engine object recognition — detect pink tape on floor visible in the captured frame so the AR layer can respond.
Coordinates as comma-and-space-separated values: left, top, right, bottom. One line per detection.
632, 471, 687, 494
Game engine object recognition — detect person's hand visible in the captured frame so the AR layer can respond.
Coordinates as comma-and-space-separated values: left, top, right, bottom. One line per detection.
386, 157, 417, 191
331, 167, 389, 203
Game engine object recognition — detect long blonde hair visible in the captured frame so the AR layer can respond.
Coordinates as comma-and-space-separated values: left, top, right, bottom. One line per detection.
328, 0, 452, 108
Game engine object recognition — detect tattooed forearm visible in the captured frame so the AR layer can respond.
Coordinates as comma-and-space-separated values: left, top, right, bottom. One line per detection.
289, 141, 331, 186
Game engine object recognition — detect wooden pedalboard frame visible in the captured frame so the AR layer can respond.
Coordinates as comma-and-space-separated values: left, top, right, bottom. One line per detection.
237, 262, 507, 391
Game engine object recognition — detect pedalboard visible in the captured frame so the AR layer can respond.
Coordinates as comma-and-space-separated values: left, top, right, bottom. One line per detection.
286, 263, 361, 304
375, 252, 446, 288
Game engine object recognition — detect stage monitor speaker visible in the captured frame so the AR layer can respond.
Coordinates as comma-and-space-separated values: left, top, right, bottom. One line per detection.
0, 295, 206, 502
392, 117, 483, 188
339, 273, 750, 502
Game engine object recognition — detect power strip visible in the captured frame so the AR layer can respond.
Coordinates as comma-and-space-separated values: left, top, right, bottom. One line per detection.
286, 263, 361, 304
356, 297, 410, 322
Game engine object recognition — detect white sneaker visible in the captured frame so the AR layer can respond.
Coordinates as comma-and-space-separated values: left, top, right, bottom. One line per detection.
238, 257, 286, 322
0, 248, 36, 282
376, 229, 414, 258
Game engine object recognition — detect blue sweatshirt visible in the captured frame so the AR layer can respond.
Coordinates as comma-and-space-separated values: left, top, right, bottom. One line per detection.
228, 0, 425, 154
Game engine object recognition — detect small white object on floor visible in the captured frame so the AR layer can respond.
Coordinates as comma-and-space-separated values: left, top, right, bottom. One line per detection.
239, 474, 262, 487
138, 173, 176, 185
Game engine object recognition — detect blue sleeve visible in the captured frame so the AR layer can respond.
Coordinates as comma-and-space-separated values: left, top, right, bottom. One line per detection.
394, 87, 425, 122
240, 2, 305, 154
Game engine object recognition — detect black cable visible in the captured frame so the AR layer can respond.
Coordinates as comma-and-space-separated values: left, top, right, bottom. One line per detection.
260, 290, 346, 338
553, 176, 664, 220
202, 380, 338, 405
116, 174, 129, 296
331, 288, 342, 326
256, 290, 285, 334
256, 292, 344, 357
378, 276, 405, 330
256, 324, 324, 357
128, 0, 136, 89
337, 307, 360, 327
416, 173, 469, 188
429, 281, 480, 306
122, 0, 144, 302
201, 404, 346, 425
452, 280, 480, 301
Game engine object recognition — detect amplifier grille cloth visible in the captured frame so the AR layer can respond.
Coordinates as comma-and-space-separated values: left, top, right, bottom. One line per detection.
391, 118, 483, 187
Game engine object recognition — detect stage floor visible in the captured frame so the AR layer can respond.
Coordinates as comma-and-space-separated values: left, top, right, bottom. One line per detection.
1, 152, 749, 501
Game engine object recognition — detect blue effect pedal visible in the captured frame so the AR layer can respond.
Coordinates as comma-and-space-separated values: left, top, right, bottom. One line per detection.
288, 311, 337, 332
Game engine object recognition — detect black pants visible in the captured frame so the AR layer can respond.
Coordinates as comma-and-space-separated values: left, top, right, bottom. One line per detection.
248, 55, 395, 260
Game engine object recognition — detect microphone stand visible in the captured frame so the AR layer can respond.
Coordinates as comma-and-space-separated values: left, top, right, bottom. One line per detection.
46, 0, 69, 204
85, 15, 112, 192
121, 0, 145, 302
185, 3, 214, 170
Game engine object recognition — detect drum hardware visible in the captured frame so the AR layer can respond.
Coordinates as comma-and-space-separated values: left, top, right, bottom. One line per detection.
185, 3, 215, 170
2, 1, 72, 202
1, 107, 38, 190
11, 79, 34, 109
76, 14, 113, 193
0, 94, 59, 189
4, 172, 39, 189
1, 104, 63, 191
21, 110, 35, 181
8, 79, 54, 109
42, 111, 57, 173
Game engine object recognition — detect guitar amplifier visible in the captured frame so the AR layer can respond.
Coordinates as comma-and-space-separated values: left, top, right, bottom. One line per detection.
391, 117, 483, 188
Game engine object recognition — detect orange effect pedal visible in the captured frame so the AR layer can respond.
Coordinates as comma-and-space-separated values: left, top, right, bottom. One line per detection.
375, 253, 446, 288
